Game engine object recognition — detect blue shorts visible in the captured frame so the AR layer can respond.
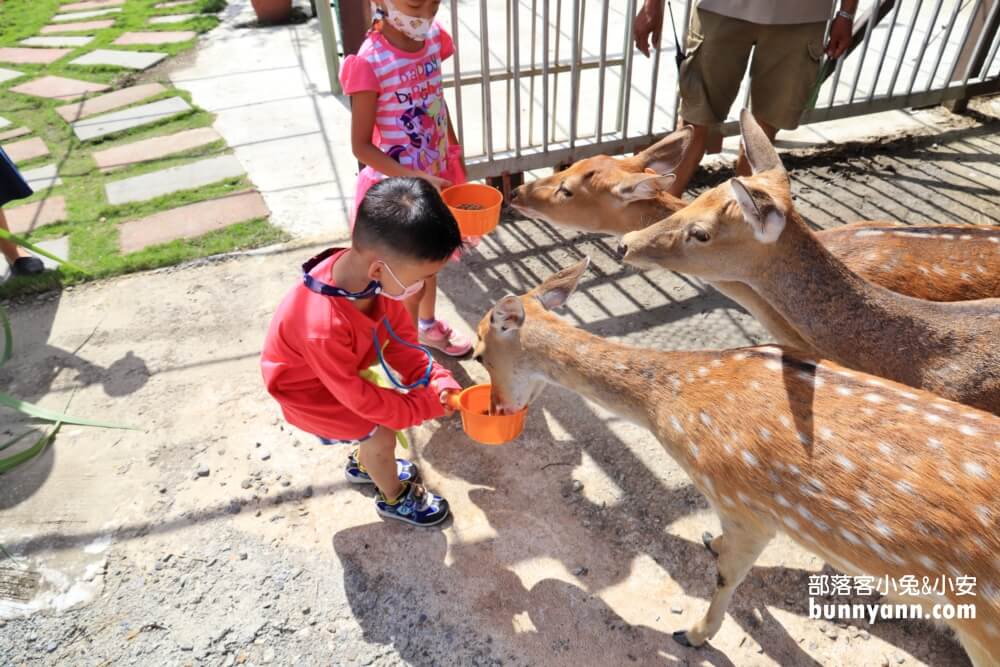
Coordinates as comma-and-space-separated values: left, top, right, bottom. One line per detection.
317, 425, 379, 446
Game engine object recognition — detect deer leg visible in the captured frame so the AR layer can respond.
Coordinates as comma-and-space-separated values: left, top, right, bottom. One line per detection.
675, 518, 773, 648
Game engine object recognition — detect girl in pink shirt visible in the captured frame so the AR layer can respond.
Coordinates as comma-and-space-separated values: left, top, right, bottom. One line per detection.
340, 0, 472, 358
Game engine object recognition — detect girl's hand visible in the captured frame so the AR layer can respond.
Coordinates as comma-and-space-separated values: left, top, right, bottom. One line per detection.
422, 173, 453, 191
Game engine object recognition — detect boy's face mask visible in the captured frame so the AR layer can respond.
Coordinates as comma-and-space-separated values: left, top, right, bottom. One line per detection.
377, 260, 425, 301
374, 0, 434, 41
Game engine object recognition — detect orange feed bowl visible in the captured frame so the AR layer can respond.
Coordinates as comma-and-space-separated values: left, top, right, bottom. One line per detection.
441, 184, 503, 236
451, 384, 526, 445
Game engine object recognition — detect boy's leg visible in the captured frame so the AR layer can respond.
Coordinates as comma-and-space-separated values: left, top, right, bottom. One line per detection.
357, 426, 404, 500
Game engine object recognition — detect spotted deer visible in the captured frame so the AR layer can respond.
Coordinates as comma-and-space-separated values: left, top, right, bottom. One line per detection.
619, 110, 1000, 414
511, 129, 1000, 353
474, 258, 999, 665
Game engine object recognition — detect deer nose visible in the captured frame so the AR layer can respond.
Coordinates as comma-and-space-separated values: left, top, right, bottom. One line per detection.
616, 241, 628, 258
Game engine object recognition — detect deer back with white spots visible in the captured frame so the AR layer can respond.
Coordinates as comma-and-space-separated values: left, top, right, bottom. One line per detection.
619, 109, 1000, 414
474, 258, 1000, 665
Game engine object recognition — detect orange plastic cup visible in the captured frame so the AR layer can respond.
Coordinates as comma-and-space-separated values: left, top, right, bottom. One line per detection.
447, 384, 526, 445
441, 183, 503, 236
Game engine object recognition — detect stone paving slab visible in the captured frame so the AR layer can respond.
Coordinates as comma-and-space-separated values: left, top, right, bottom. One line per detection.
105, 154, 244, 205
0, 127, 31, 142
56, 82, 167, 121
41, 19, 115, 33
61, 0, 124, 11
72, 96, 192, 141
10, 74, 109, 101
0, 67, 24, 83
3, 196, 67, 235
52, 8, 121, 22
21, 164, 62, 190
0, 116, 9, 129
0, 237, 69, 282
0, 48, 72, 65
92, 126, 221, 172
148, 14, 197, 24
118, 190, 268, 252
69, 49, 167, 70
5, 137, 49, 164
113, 30, 196, 46
155, 0, 197, 8
20, 35, 95, 48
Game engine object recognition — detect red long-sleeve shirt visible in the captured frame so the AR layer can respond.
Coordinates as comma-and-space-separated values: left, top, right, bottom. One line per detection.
260, 248, 461, 439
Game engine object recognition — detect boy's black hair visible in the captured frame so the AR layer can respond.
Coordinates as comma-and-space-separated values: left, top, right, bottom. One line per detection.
354, 177, 463, 262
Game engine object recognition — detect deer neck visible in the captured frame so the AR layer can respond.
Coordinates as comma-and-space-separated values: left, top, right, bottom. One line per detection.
519, 310, 683, 432
618, 194, 682, 233
749, 213, 926, 370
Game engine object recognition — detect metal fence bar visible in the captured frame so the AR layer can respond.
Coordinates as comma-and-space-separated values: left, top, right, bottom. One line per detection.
551, 0, 563, 143
449, 0, 465, 149
595, 0, 610, 139
479, 0, 494, 160
907, 0, 945, 98
928, 0, 966, 89
887, 0, 925, 98
868, 0, 904, 102
570, 0, 582, 149
620, 0, 638, 139
542, 0, 549, 153
512, 0, 523, 157
672, 0, 693, 128
646, 2, 664, 136
849, 3, 881, 104
505, 0, 512, 153
528, 0, 537, 147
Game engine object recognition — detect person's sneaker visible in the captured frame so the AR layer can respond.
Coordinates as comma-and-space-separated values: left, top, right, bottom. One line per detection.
344, 450, 418, 485
418, 319, 472, 357
375, 482, 449, 527
11, 256, 44, 277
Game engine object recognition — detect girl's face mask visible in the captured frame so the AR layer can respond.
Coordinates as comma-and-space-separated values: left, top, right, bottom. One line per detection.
375, 0, 434, 41
377, 260, 424, 301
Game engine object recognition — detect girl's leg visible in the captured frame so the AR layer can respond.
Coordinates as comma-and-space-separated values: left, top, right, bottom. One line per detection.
417, 274, 437, 322
404, 282, 425, 327
0, 210, 28, 264
357, 426, 404, 500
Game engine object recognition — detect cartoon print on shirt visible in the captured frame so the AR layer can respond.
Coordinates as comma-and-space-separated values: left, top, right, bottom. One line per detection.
386, 101, 442, 173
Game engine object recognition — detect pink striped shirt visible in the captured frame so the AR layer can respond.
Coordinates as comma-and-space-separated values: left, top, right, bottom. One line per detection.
340, 23, 455, 177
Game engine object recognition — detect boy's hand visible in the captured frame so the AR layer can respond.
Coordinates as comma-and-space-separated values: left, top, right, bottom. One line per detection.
440, 390, 461, 416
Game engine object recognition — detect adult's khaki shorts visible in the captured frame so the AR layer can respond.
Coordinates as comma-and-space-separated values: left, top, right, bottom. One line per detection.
679, 9, 826, 131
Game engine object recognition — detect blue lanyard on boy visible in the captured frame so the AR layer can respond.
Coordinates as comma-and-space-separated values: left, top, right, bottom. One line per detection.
301, 249, 433, 391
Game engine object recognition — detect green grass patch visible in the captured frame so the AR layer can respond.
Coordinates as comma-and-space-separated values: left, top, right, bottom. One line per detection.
0, 0, 288, 296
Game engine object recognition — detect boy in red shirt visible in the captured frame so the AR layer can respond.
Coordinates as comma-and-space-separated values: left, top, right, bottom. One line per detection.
261, 178, 463, 526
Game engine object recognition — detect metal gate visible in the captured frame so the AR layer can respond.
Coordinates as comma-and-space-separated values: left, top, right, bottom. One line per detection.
438, 0, 1000, 180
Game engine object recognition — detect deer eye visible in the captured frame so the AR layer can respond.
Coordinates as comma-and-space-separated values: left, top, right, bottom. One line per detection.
687, 226, 711, 243
556, 181, 573, 198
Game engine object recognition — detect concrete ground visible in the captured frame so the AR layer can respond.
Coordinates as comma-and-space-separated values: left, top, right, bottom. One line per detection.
2, 98, 999, 665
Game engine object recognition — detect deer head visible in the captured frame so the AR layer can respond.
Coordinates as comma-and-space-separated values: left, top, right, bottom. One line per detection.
473, 258, 591, 414
618, 110, 802, 281
509, 129, 691, 234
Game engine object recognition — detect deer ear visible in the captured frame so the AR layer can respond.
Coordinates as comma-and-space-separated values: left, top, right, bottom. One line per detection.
533, 257, 590, 310
729, 178, 786, 244
636, 127, 692, 175
613, 173, 676, 203
739, 109, 784, 175
492, 295, 525, 332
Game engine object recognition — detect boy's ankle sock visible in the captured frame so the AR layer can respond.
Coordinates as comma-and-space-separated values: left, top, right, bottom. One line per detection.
418, 318, 436, 332
382, 481, 409, 505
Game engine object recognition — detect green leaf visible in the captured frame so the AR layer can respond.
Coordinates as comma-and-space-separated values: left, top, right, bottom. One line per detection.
0, 228, 87, 274
0, 306, 11, 367
0, 393, 136, 429
0, 428, 34, 453
0, 422, 60, 475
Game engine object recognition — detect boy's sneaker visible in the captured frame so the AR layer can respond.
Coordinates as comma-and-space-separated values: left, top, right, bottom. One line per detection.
345, 450, 418, 485
375, 482, 449, 527
418, 319, 472, 357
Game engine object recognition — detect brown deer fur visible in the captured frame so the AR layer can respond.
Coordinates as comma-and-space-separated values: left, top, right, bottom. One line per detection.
619, 111, 1000, 414
510, 129, 1000, 353
473, 258, 999, 665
